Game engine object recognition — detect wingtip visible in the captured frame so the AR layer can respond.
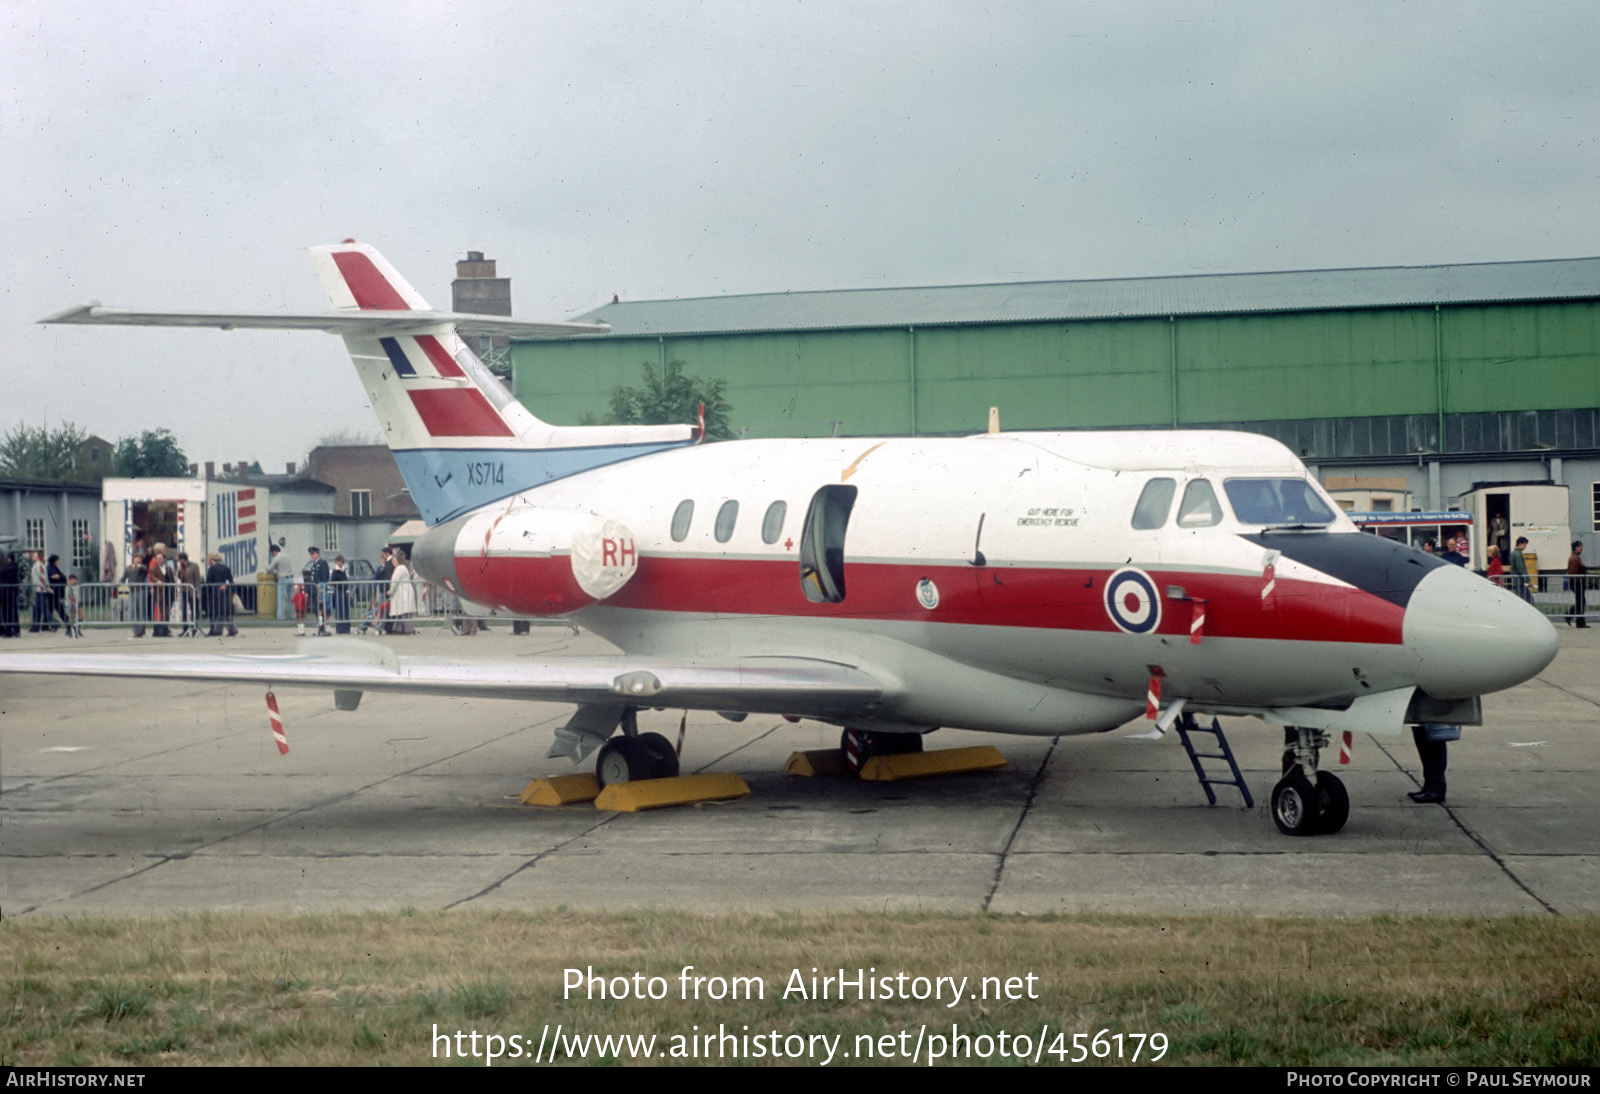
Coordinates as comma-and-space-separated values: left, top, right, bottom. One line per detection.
38, 303, 99, 324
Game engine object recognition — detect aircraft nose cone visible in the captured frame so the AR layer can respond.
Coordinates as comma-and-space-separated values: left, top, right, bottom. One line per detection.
1404, 564, 1558, 699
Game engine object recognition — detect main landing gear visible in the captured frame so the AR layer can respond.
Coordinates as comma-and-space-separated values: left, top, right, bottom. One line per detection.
839, 727, 923, 773
1272, 727, 1349, 836
594, 710, 680, 787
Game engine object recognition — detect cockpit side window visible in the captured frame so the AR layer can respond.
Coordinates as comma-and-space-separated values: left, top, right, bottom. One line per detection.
1176, 479, 1224, 528
1224, 478, 1337, 526
1131, 478, 1177, 530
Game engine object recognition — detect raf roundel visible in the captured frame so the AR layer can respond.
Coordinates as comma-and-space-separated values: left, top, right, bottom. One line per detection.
1104, 567, 1162, 634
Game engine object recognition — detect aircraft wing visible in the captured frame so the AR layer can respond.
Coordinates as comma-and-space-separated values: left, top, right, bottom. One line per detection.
39, 305, 609, 340
0, 641, 883, 717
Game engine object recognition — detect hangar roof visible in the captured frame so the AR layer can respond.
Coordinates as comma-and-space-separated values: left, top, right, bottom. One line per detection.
573, 256, 1600, 338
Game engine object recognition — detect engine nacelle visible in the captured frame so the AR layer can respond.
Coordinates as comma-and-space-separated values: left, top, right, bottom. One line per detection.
411, 503, 639, 616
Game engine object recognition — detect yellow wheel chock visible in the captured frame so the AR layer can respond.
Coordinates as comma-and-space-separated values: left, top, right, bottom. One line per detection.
859, 746, 1007, 781
594, 772, 751, 812
783, 749, 849, 776
520, 773, 601, 806
785, 745, 1007, 780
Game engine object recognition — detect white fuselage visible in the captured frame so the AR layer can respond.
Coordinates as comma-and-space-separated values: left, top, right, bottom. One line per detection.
414, 429, 1550, 738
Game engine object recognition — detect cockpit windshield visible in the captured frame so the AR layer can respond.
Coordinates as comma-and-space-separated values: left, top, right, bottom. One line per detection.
1224, 478, 1337, 526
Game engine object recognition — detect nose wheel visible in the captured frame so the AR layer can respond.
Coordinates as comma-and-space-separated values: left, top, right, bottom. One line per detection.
1272, 728, 1349, 836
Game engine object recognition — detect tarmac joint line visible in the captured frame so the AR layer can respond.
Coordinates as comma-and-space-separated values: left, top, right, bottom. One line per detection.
1372, 735, 1559, 916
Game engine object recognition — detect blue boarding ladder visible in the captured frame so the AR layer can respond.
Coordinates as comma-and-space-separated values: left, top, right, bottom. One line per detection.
1175, 713, 1254, 808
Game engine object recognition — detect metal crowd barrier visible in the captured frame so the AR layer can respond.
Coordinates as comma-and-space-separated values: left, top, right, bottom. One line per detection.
0, 579, 569, 634
1511, 571, 1597, 623
5, 581, 237, 634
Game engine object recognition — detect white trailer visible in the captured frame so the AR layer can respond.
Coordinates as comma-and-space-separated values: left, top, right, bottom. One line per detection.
1457, 482, 1570, 575
101, 478, 272, 579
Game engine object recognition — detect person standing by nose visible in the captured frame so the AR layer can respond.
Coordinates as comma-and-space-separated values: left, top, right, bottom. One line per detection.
1567, 541, 1588, 628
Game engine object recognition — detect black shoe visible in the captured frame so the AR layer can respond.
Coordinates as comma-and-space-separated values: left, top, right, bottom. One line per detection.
1408, 789, 1445, 803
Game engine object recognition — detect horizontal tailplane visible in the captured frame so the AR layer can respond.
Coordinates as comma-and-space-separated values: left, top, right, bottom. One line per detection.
41, 241, 698, 524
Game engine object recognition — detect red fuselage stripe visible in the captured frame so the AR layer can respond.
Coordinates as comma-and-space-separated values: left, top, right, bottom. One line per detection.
455, 554, 1406, 643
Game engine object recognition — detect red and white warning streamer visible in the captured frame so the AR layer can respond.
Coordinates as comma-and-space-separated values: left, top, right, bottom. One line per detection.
1261, 550, 1281, 611
1146, 674, 1162, 720
1339, 730, 1353, 765
266, 690, 288, 755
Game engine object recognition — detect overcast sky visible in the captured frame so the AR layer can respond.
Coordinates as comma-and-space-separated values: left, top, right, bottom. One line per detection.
5, 0, 1598, 469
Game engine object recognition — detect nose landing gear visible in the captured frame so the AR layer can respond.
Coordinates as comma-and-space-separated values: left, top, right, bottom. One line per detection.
1273, 727, 1349, 836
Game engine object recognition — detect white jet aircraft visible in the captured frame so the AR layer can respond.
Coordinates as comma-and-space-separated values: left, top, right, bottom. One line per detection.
3, 242, 1559, 835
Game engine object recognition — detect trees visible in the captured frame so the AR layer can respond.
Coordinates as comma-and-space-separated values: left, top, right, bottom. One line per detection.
0, 422, 89, 480
0, 422, 192, 481
112, 429, 190, 478
603, 360, 733, 441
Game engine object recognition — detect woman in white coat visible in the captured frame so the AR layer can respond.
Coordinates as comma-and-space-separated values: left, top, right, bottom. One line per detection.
389, 549, 417, 635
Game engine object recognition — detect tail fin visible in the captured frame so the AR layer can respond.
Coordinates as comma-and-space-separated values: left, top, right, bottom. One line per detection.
309, 242, 695, 524
40, 242, 696, 525
309, 242, 538, 445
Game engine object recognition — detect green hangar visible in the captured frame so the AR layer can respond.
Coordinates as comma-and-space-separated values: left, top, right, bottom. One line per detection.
509, 257, 1600, 550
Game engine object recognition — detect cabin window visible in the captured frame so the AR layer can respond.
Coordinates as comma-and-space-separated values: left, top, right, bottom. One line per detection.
799, 485, 857, 603
1224, 478, 1336, 526
1131, 478, 1176, 530
761, 500, 788, 544
714, 500, 739, 543
670, 499, 694, 542
1176, 479, 1223, 528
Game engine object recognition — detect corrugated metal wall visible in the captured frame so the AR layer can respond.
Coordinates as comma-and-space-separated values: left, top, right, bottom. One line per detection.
512, 300, 1600, 446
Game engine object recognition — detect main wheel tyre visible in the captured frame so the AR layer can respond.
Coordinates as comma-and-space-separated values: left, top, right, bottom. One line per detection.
1271, 772, 1322, 836
636, 732, 680, 779
596, 736, 655, 787
876, 733, 923, 756
1313, 771, 1350, 835
841, 729, 923, 773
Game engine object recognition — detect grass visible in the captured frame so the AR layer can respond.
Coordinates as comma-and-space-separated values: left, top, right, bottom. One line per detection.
1, 910, 1595, 1066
